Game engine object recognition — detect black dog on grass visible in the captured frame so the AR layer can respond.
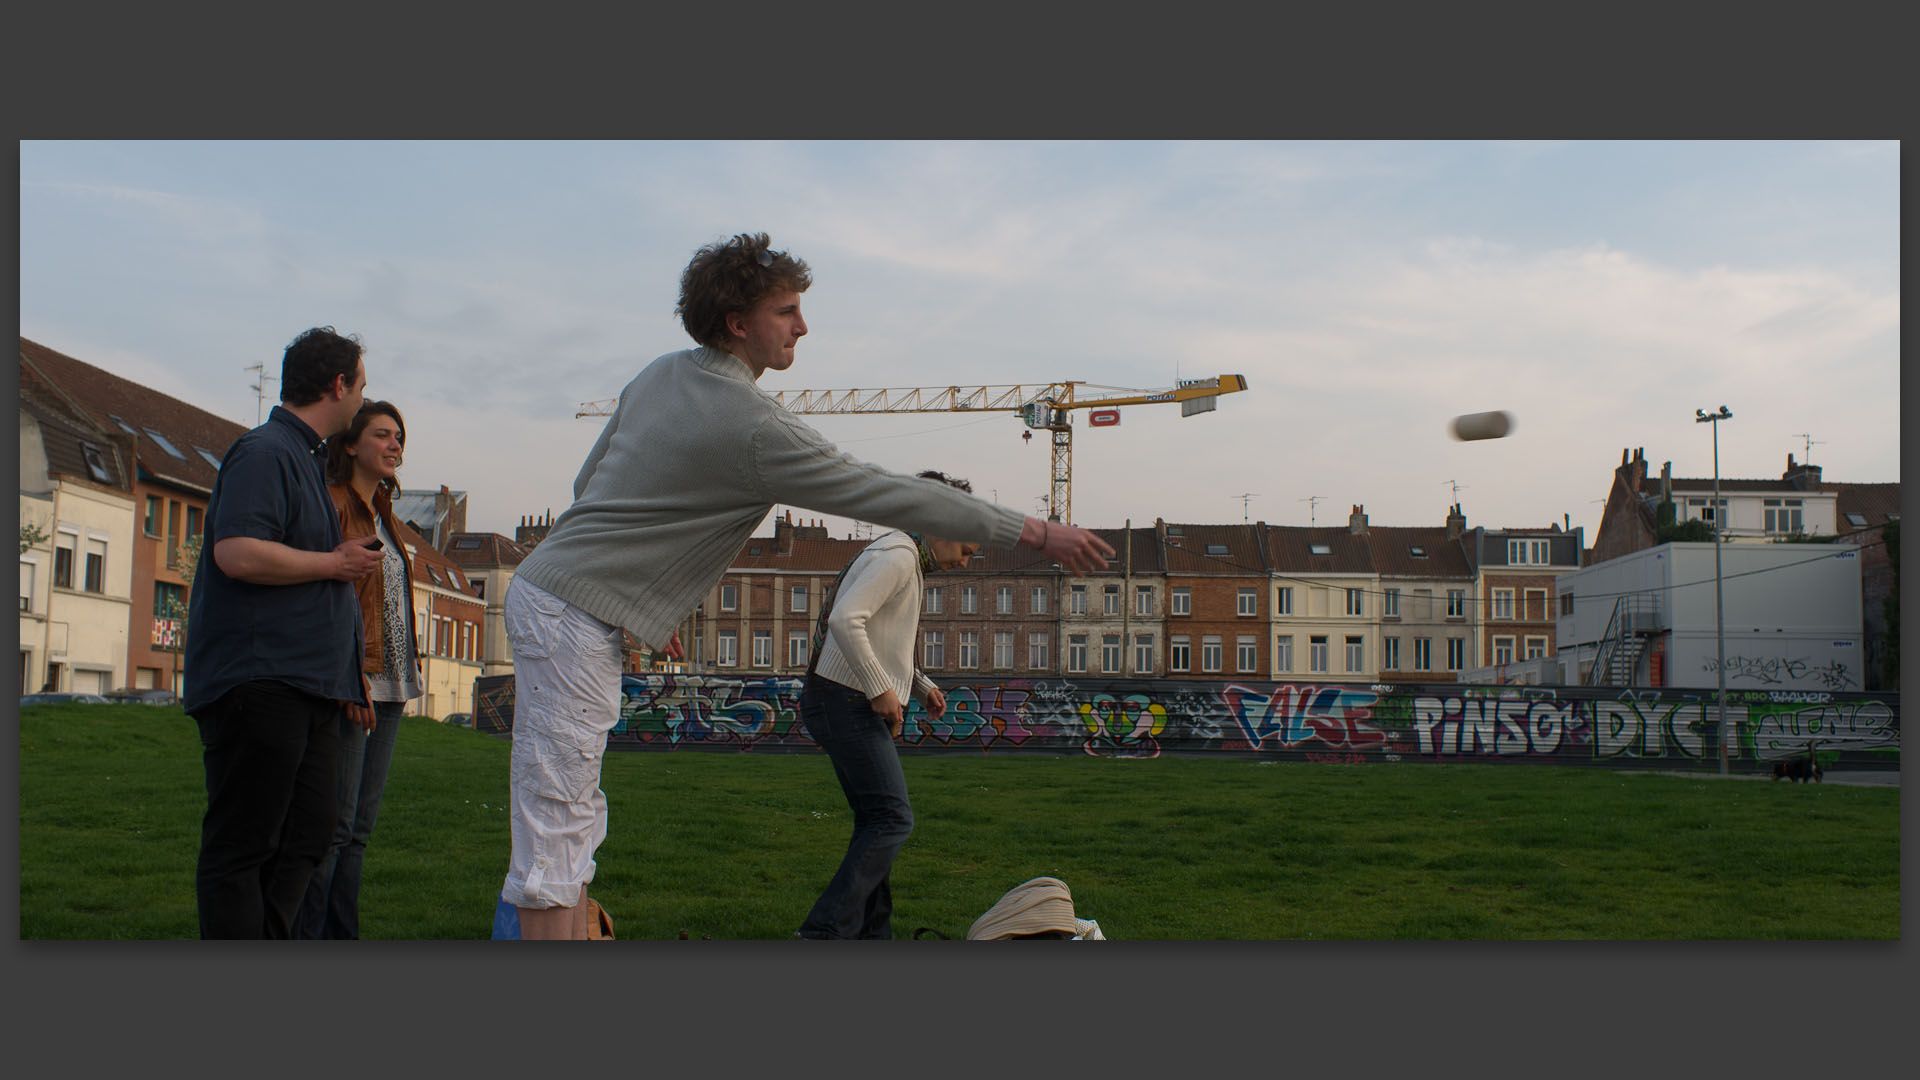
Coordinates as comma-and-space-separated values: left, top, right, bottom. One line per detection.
1771, 740, 1822, 784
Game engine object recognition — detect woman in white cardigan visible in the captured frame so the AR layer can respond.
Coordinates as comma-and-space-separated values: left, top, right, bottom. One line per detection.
796, 471, 981, 940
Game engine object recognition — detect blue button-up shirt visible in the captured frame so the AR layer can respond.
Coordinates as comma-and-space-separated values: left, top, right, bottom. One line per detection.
183, 406, 365, 715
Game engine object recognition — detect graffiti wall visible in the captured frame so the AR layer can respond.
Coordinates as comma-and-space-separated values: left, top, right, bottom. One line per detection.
470, 675, 1899, 772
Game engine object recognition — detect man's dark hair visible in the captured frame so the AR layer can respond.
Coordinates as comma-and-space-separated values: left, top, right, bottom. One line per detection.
676, 232, 813, 351
281, 326, 363, 406
325, 400, 406, 489
917, 470, 973, 494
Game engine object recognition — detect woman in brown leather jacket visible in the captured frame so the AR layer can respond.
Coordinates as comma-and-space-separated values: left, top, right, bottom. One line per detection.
294, 400, 423, 939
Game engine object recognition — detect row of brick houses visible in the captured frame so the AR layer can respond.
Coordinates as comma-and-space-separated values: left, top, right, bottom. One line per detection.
18, 338, 488, 717
672, 506, 1586, 683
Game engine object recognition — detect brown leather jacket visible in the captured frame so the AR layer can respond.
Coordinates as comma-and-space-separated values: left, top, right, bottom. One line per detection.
331, 481, 419, 675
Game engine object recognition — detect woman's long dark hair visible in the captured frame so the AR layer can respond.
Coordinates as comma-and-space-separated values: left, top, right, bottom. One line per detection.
325, 400, 406, 492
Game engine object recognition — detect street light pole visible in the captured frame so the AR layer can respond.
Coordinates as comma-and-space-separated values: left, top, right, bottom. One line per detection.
1695, 405, 1732, 775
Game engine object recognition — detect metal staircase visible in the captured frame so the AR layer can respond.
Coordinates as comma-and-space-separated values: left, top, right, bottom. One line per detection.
1586, 594, 1663, 686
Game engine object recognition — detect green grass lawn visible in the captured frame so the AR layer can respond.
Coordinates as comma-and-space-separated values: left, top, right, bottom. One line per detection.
18, 704, 1901, 940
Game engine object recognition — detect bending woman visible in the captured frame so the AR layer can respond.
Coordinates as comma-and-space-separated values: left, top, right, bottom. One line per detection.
797, 470, 980, 940
294, 400, 423, 939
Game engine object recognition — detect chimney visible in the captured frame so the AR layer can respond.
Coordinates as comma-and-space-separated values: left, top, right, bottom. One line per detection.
1348, 504, 1368, 535
1445, 502, 1466, 540
1784, 453, 1822, 491
775, 511, 796, 556
1661, 460, 1671, 502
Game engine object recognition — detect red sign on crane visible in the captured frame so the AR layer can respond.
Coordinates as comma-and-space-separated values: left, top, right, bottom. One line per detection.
1088, 409, 1120, 427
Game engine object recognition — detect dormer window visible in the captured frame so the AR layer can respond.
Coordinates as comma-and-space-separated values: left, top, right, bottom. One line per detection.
81, 443, 114, 483
1309, 543, 1332, 556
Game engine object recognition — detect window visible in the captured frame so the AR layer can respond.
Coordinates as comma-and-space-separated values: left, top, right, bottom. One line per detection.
1345, 635, 1364, 672
1383, 588, 1399, 617
1525, 635, 1548, 661
1447, 589, 1465, 618
1028, 632, 1049, 670
144, 496, 162, 537
1238, 588, 1257, 616
959, 631, 979, 669
1381, 636, 1400, 670
1493, 636, 1514, 666
1764, 498, 1805, 534
1446, 637, 1464, 671
1102, 585, 1120, 615
1560, 591, 1574, 617
144, 428, 185, 459
1133, 634, 1153, 673
788, 630, 809, 667
719, 583, 738, 612
53, 532, 75, 589
1345, 588, 1363, 616
1508, 538, 1550, 564
1171, 587, 1191, 615
1135, 585, 1153, 615
1409, 545, 1427, 558
166, 502, 182, 568
84, 537, 107, 593
1067, 634, 1088, 673
1205, 543, 1229, 556
997, 586, 1014, 615
1030, 587, 1048, 615
790, 584, 808, 612
1276, 586, 1292, 615
1236, 635, 1257, 672
1308, 635, 1328, 673
994, 631, 1014, 669
717, 631, 738, 666
1101, 634, 1121, 673
81, 443, 114, 483
961, 586, 978, 615
752, 630, 772, 667
923, 630, 945, 668
1687, 497, 1727, 523
925, 586, 944, 614
196, 447, 224, 470
1309, 543, 1332, 556
1170, 635, 1191, 672
1201, 635, 1223, 673
1493, 589, 1514, 620
21, 559, 36, 614
1069, 585, 1087, 615
1413, 637, 1433, 671
1274, 635, 1293, 672
1524, 588, 1547, 621
1845, 512, 1869, 528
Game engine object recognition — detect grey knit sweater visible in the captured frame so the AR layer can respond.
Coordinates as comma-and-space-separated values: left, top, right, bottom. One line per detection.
514, 346, 1026, 651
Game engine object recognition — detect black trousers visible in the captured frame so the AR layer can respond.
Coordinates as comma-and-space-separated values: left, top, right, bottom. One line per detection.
193, 680, 345, 939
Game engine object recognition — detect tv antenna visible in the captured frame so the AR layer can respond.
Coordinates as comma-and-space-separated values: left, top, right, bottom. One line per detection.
1443, 479, 1468, 503
1791, 433, 1826, 465
1232, 493, 1259, 523
1299, 495, 1325, 527
244, 363, 278, 425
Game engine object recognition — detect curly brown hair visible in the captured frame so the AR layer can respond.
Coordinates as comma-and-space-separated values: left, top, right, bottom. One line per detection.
326, 400, 406, 490
917, 469, 973, 493
676, 232, 813, 350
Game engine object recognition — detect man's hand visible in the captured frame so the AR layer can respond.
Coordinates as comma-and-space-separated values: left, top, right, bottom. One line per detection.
346, 675, 375, 733
334, 534, 384, 581
662, 631, 685, 661
924, 685, 947, 725
1021, 517, 1116, 576
870, 689, 905, 738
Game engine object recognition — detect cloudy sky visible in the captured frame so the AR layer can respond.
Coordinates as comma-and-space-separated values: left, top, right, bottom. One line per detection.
18, 140, 1899, 544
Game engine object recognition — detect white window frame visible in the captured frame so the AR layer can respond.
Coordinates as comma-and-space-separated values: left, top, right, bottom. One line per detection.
790, 584, 808, 612
1236, 635, 1256, 672
1067, 633, 1088, 673
752, 630, 773, 668
994, 630, 1014, 669
1308, 635, 1328, 674
996, 586, 1014, 615
1069, 585, 1087, 615
1030, 586, 1048, 615
1345, 635, 1364, 672
1133, 633, 1153, 673
1383, 588, 1399, 617
1276, 586, 1292, 615
958, 630, 979, 669
1027, 631, 1048, 670
788, 630, 809, 667
1101, 634, 1121, 673
924, 586, 944, 614
1103, 585, 1120, 616
1274, 634, 1293, 673
1493, 588, 1515, 620
1171, 587, 1191, 615
1447, 589, 1465, 618
1493, 636, 1515, 666
1413, 637, 1432, 672
1201, 635, 1223, 673
1345, 587, 1362, 616
1524, 635, 1548, 661
1382, 635, 1400, 671
717, 630, 738, 667
923, 630, 945, 668
961, 586, 978, 615
1170, 635, 1190, 673
1445, 637, 1464, 671
719, 583, 739, 612
1135, 585, 1152, 616
1237, 588, 1257, 616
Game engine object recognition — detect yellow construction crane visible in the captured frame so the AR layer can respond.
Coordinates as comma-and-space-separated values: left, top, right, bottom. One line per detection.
577, 374, 1248, 524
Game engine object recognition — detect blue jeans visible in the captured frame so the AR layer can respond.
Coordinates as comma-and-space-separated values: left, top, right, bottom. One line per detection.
294, 700, 405, 939
797, 677, 914, 940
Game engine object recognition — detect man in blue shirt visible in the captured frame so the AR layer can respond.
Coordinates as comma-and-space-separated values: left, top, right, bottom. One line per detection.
184, 326, 384, 939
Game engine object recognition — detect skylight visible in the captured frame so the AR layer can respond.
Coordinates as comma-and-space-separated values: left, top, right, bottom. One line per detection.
109, 415, 138, 435
1845, 513, 1868, 527
81, 443, 114, 484
1410, 545, 1427, 557
144, 428, 186, 459
1309, 543, 1332, 556
1205, 543, 1229, 555
196, 447, 224, 470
